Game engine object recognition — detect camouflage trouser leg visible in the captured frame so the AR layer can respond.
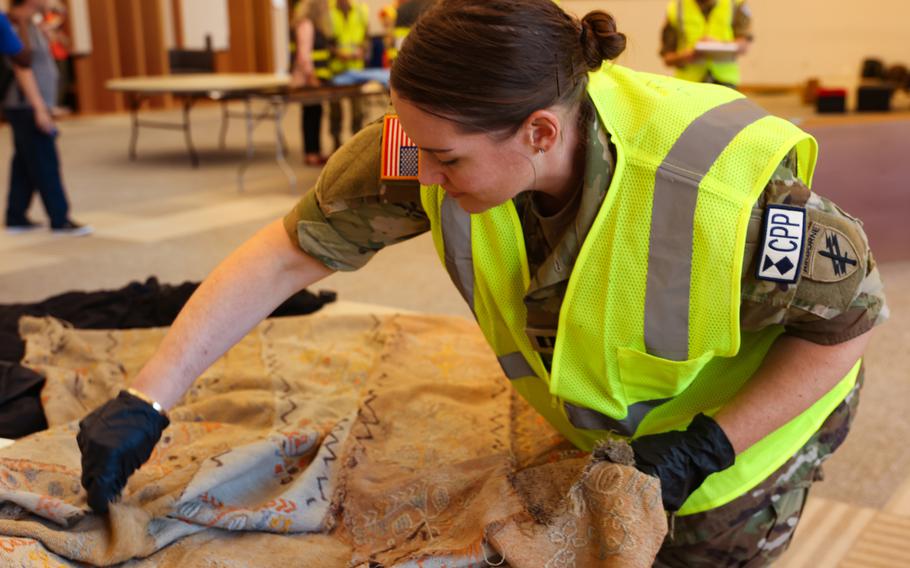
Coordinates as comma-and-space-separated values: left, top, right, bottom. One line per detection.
653, 369, 863, 568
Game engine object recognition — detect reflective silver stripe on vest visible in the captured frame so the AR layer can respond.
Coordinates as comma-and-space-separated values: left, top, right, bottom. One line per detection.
644, 98, 767, 361
441, 195, 475, 310
440, 195, 536, 380
498, 351, 535, 380
565, 398, 672, 438
440, 196, 536, 381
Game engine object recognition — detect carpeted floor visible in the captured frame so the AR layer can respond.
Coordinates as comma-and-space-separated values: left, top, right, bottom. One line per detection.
0, 94, 906, 566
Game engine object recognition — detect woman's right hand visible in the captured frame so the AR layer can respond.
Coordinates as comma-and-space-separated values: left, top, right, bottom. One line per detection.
74, 219, 333, 512
77, 390, 170, 513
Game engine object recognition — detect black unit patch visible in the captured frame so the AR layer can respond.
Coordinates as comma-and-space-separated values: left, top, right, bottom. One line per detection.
756, 204, 806, 284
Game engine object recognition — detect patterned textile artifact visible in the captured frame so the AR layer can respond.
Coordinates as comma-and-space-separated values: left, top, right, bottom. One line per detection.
0, 313, 666, 567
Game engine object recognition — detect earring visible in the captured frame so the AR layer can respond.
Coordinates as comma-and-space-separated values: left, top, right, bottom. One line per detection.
537, 147, 545, 155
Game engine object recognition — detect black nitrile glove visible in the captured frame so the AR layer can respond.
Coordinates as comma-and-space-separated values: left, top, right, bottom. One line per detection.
631, 413, 735, 512
77, 390, 169, 513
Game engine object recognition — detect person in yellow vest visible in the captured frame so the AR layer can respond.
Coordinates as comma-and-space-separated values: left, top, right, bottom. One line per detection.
661, 0, 753, 87
290, 0, 333, 166
328, 0, 368, 150
76, 0, 887, 564
385, 0, 434, 64
378, 1, 398, 67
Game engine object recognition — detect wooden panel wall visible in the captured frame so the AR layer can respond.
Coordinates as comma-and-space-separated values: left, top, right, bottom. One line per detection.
73, 0, 124, 113
221, 0, 258, 72
251, 0, 274, 73
70, 0, 273, 113
137, 0, 170, 108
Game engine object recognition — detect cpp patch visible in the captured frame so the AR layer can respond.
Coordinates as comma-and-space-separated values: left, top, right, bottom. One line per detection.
801, 221, 863, 282
756, 204, 805, 284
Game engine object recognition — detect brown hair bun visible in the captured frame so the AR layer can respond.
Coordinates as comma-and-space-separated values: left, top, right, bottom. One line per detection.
581, 11, 627, 70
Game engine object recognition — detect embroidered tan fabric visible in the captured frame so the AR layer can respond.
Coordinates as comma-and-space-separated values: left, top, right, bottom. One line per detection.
0, 314, 665, 567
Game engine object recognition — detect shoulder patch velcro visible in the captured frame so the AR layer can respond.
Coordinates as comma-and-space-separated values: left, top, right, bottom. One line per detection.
380, 115, 420, 182
756, 204, 805, 284
802, 222, 863, 282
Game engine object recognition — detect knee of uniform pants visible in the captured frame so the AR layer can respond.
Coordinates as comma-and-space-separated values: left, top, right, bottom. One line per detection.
653, 485, 810, 568
655, 374, 862, 567
748, 485, 810, 565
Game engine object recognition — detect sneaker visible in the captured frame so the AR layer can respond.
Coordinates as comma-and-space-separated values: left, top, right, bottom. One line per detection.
304, 154, 329, 167
5, 219, 42, 234
51, 220, 93, 237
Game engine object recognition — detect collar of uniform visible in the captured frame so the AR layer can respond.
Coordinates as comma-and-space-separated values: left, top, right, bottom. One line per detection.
523, 98, 614, 295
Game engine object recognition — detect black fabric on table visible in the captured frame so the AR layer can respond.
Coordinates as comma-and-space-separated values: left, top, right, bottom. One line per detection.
0, 277, 336, 438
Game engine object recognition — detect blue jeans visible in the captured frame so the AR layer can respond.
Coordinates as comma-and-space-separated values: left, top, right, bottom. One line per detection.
5, 107, 69, 227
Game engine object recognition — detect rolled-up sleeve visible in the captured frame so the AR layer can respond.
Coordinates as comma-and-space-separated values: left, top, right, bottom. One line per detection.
283, 121, 430, 272
740, 173, 888, 345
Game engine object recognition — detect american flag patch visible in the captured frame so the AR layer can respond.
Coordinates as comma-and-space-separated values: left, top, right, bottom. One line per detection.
381, 115, 420, 180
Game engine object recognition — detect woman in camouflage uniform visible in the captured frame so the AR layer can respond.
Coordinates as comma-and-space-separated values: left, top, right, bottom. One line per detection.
77, 1, 886, 565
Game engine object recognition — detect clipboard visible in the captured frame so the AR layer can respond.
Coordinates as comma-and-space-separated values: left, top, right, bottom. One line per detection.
694, 41, 739, 56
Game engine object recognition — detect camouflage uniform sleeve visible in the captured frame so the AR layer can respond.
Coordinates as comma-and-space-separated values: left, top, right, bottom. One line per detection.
660, 19, 678, 56
740, 154, 889, 345
733, 0, 753, 40
282, 121, 430, 272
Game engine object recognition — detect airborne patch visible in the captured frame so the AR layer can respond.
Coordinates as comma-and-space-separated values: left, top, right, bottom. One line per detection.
756, 204, 805, 284
802, 222, 863, 282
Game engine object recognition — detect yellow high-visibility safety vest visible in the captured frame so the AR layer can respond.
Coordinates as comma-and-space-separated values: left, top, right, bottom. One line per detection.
329, 0, 368, 73
420, 64, 859, 515
386, 26, 411, 62
290, 26, 333, 81
312, 48, 333, 80
668, 0, 742, 85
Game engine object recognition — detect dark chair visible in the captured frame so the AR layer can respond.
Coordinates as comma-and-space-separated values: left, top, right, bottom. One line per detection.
860, 58, 886, 80
167, 49, 216, 74
884, 65, 908, 88
856, 85, 894, 112
168, 47, 243, 149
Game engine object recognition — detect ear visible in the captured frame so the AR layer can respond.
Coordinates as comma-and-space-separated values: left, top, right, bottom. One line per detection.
521, 109, 562, 154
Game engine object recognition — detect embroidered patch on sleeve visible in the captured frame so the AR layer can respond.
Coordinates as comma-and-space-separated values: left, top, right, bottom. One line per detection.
801, 222, 863, 282
380, 115, 420, 182
756, 204, 805, 284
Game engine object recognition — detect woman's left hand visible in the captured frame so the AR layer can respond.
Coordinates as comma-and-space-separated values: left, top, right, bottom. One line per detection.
631, 413, 736, 512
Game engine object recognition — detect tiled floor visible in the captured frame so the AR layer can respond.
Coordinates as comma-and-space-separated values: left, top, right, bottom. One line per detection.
779, 494, 910, 567
0, 96, 907, 566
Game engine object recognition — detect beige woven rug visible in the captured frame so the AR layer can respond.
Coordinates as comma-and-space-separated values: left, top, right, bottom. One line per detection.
0, 313, 665, 567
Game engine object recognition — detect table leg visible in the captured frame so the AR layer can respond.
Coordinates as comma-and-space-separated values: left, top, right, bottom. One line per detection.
236, 96, 256, 192
219, 100, 230, 149
182, 98, 199, 168
128, 95, 142, 161
244, 97, 255, 162
272, 97, 297, 193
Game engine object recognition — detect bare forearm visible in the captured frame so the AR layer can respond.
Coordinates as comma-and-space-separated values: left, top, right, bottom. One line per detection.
663, 49, 694, 68
131, 219, 333, 409
714, 332, 870, 454
735, 36, 751, 56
